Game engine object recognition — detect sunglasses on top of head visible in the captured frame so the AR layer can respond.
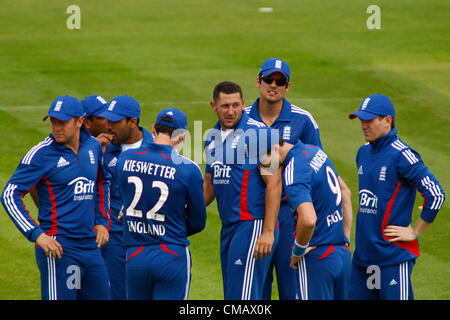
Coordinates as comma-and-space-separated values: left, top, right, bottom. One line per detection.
260, 75, 288, 87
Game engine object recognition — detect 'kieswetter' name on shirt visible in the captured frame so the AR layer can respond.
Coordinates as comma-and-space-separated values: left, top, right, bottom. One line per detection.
122, 159, 176, 180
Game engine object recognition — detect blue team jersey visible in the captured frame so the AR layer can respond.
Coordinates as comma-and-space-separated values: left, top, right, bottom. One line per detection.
245, 98, 322, 148
204, 112, 279, 227
116, 143, 206, 247
282, 141, 348, 246
246, 98, 322, 202
1, 127, 111, 247
103, 127, 154, 233
353, 128, 445, 267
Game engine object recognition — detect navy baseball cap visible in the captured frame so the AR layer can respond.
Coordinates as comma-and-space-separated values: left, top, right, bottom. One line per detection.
43, 95, 84, 121
81, 95, 109, 118
155, 108, 188, 130
259, 58, 291, 81
99, 95, 141, 121
349, 94, 395, 120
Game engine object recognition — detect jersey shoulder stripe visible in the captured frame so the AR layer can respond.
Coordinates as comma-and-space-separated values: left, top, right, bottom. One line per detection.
290, 105, 319, 129
284, 157, 295, 186
22, 137, 53, 165
247, 118, 266, 128
402, 149, 419, 165
244, 105, 252, 114
391, 139, 408, 151
390, 138, 419, 165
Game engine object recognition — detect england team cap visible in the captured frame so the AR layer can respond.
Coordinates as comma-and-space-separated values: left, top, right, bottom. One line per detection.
155, 108, 188, 130
43, 95, 84, 121
349, 93, 395, 120
99, 95, 141, 121
81, 95, 109, 118
259, 57, 291, 81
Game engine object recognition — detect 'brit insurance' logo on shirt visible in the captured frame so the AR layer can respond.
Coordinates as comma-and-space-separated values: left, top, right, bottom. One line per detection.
211, 161, 231, 185
68, 177, 95, 201
359, 189, 378, 214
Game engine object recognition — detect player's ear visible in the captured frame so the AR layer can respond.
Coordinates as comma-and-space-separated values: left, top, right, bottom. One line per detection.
82, 118, 91, 129
76, 117, 84, 128
177, 132, 186, 143
151, 124, 156, 136
210, 101, 216, 112
385, 115, 393, 128
129, 117, 139, 128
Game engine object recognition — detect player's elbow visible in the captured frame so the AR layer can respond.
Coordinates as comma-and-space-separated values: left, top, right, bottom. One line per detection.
297, 202, 317, 229
301, 214, 317, 230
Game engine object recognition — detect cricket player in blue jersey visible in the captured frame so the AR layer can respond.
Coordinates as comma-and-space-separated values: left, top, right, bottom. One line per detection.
116, 107, 206, 300
246, 58, 352, 299
262, 138, 352, 300
348, 93, 445, 300
1, 95, 111, 300
98, 95, 154, 299
203, 81, 282, 300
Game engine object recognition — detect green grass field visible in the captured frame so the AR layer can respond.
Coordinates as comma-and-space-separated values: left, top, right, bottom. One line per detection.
0, 0, 448, 300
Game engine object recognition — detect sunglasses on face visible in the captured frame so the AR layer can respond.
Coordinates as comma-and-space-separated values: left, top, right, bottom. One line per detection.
260, 75, 288, 87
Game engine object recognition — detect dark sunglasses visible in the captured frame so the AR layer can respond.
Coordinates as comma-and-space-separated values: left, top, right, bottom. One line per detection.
260, 75, 288, 87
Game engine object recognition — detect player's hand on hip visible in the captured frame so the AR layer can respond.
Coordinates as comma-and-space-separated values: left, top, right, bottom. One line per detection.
253, 231, 274, 260
290, 246, 316, 269
290, 254, 300, 269
95, 224, 109, 248
36, 233, 63, 259
384, 224, 417, 242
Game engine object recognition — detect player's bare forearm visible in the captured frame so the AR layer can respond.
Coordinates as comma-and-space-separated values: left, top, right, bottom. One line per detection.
253, 168, 281, 260
203, 173, 215, 206
338, 176, 352, 242
262, 168, 281, 233
295, 202, 317, 246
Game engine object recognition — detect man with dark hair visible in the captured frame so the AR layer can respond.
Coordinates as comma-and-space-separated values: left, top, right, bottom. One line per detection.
117, 108, 206, 300
246, 58, 352, 300
98, 95, 154, 299
81, 95, 109, 138
261, 138, 352, 299
204, 81, 282, 300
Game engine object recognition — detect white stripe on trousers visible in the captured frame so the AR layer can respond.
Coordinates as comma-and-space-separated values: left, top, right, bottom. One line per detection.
47, 252, 57, 300
241, 219, 263, 300
184, 247, 191, 300
297, 256, 308, 300
400, 262, 409, 300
